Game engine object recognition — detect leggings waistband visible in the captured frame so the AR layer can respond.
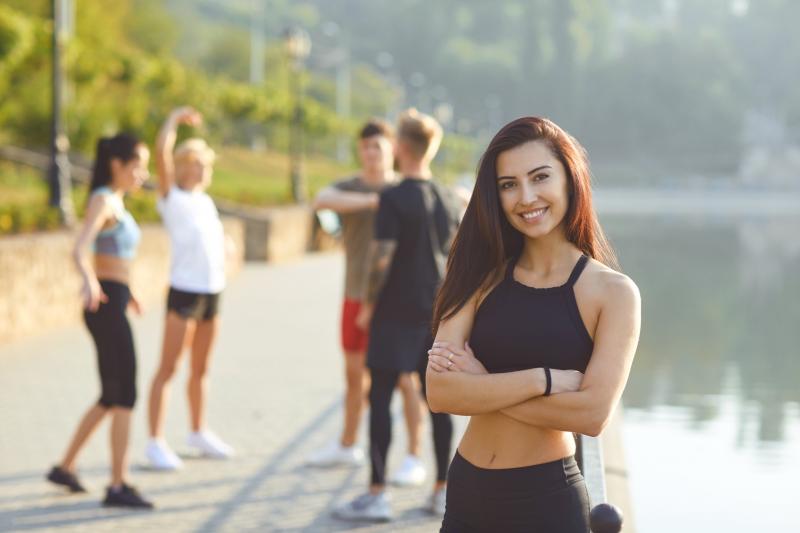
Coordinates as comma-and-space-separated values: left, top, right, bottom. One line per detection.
451, 451, 581, 492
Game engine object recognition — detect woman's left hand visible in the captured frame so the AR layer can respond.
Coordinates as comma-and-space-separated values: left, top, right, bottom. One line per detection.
428, 341, 487, 375
128, 294, 143, 316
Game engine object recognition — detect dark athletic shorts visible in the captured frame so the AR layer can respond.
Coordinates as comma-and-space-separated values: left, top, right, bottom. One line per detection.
167, 287, 221, 321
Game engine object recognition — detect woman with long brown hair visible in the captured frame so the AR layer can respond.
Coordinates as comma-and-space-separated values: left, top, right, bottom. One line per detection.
426, 117, 640, 532
47, 133, 154, 509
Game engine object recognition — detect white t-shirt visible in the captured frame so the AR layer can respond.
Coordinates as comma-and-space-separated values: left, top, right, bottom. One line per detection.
157, 186, 226, 294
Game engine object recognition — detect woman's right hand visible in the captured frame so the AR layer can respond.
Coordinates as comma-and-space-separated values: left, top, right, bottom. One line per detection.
427, 341, 488, 375
82, 278, 108, 312
548, 369, 584, 395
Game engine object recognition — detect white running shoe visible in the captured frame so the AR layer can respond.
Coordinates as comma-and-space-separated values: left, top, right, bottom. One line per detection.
144, 439, 183, 471
427, 487, 447, 515
332, 492, 393, 522
389, 454, 426, 487
186, 430, 235, 459
305, 441, 365, 467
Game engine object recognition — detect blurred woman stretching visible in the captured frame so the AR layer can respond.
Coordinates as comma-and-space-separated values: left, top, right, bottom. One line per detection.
145, 107, 234, 470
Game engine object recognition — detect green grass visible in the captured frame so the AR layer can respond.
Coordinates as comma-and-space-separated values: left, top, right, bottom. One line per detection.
0, 147, 355, 234
209, 146, 355, 205
1, 142, 474, 235
0, 164, 163, 234
0, 162, 62, 233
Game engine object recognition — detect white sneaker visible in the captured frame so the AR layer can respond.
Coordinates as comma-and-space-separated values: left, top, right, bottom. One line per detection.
332, 492, 392, 522
186, 430, 234, 459
305, 441, 365, 467
389, 455, 426, 487
427, 488, 446, 515
144, 439, 183, 471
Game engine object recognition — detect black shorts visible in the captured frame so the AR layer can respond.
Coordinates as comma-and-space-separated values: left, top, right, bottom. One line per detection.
366, 320, 431, 373
167, 287, 221, 321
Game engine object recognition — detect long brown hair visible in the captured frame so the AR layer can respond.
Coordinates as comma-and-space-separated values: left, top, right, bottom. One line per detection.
432, 117, 617, 328
89, 133, 143, 193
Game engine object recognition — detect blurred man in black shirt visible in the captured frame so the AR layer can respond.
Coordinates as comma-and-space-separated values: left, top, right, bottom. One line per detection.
334, 109, 460, 522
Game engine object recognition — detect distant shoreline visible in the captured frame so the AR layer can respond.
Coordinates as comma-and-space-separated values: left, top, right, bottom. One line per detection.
594, 188, 800, 216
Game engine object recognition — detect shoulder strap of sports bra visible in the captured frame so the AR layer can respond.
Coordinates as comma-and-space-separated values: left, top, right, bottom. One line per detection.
566, 255, 590, 287
92, 187, 124, 219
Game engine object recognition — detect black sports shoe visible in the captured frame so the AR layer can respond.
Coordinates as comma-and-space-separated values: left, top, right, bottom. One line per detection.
102, 483, 154, 509
46, 466, 87, 493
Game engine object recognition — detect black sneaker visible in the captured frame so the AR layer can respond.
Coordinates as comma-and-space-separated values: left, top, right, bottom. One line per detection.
46, 466, 87, 493
102, 483, 154, 509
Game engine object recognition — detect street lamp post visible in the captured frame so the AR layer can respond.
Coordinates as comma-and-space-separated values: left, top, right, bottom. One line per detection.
249, 1, 265, 85
334, 50, 351, 163
283, 27, 311, 203
319, 22, 351, 163
375, 52, 404, 120
409, 71, 428, 112
49, 0, 74, 226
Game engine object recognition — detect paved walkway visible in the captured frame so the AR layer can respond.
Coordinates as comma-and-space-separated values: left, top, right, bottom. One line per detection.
0, 253, 465, 532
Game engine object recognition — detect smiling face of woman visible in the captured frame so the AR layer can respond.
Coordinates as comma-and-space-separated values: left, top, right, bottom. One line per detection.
495, 140, 570, 241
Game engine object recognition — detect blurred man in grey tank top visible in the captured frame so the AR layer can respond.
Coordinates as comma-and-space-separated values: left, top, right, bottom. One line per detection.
308, 120, 428, 472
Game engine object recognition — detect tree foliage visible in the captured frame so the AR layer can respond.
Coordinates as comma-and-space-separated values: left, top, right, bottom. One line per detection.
174, 0, 793, 181
0, 1, 387, 157
4, 1, 799, 184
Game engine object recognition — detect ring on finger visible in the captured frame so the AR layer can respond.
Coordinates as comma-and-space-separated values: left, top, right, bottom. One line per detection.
447, 352, 454, 362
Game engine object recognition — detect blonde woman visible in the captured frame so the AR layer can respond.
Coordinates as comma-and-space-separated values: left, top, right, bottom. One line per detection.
145, 107, 233, 470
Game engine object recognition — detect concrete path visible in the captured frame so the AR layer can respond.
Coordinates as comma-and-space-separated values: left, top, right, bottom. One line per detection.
0, 253, 465, 532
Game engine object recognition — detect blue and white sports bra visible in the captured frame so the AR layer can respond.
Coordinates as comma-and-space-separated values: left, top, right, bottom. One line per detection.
91, 186, 140, 259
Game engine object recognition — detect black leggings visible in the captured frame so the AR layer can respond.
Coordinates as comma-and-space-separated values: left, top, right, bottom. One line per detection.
368, 356, 453, 486
83, 280, 137, 409
440, 452, 590, 533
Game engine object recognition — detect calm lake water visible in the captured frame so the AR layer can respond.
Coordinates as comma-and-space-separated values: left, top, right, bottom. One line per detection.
605, 215, 800, 532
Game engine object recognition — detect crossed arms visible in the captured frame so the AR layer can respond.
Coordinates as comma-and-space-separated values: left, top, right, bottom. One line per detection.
426, 272, 641, 437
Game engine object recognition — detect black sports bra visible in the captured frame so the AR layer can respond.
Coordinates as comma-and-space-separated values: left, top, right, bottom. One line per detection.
469, 255, 594, 374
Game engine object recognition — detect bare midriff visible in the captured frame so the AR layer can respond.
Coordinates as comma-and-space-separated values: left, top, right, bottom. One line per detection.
458, 412, 575, 469
94, 254, 132, 285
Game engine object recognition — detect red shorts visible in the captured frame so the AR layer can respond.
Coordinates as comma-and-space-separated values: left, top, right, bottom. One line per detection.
341, 299, 369, 353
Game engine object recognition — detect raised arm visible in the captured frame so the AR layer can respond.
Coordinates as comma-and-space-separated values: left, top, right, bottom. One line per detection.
72, 193, 113, 311
155, 106, 201, 198
312, 185, 379, 214
499, 273, 641, 436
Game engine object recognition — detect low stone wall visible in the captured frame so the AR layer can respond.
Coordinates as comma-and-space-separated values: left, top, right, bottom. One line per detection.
0, 218, 244, 344
216, 202, 339, 262
0, 199, 341, 345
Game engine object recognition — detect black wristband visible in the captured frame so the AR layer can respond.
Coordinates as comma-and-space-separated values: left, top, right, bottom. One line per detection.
543, 367, 552, 397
